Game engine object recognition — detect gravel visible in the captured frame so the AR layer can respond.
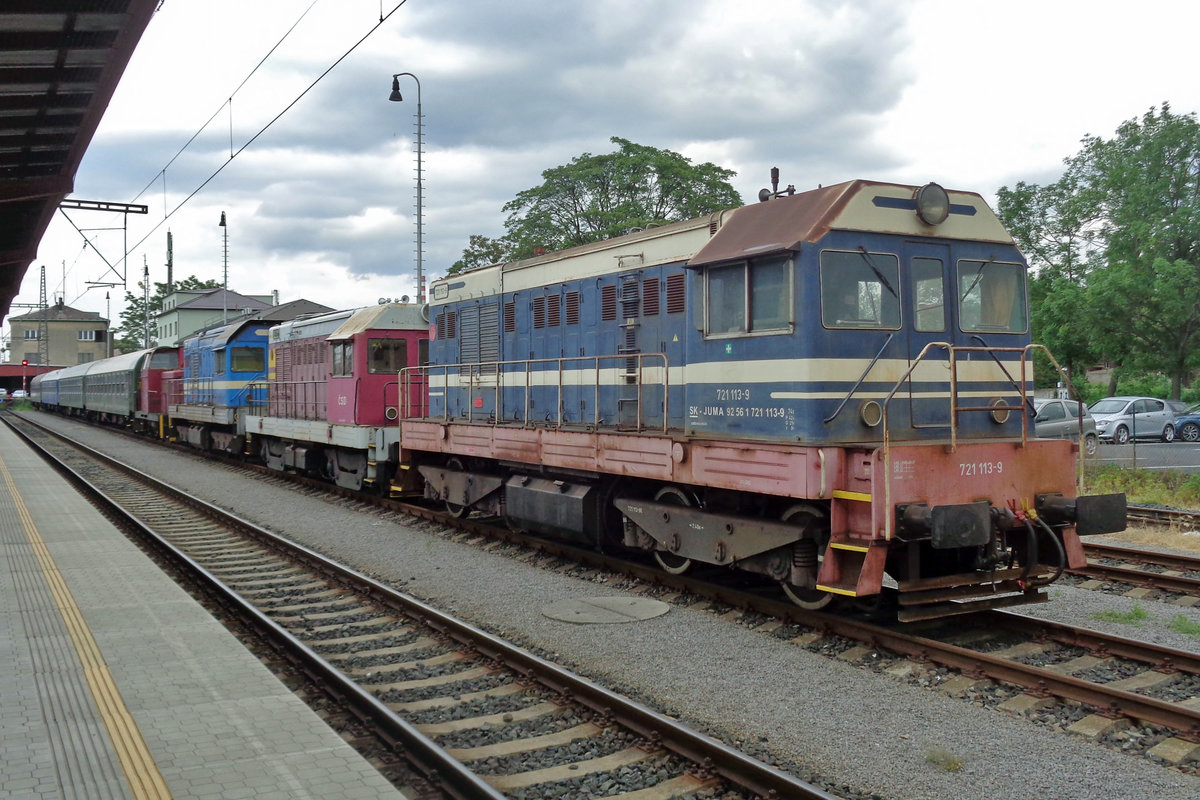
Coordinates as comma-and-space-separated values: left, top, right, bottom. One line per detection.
32, 412, 1200, 800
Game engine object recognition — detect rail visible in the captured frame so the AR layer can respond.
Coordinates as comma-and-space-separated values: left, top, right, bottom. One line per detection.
400, 352, 670, 433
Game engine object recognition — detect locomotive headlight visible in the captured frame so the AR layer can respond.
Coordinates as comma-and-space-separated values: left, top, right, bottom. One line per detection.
859, 399, 883, 427
988, 397, 1011, 424
915, 183, 950, 225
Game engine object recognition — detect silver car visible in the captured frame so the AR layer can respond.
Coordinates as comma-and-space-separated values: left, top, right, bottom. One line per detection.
1088, 396, 1176, 444
1032, 398, 1099, 455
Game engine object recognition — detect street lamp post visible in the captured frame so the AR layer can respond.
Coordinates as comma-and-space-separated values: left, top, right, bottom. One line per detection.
389, 72, 424, 304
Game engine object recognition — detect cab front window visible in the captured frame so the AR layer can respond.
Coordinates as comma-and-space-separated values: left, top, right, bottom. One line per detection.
958, 260, 1028, 333
820, 250, 901, 329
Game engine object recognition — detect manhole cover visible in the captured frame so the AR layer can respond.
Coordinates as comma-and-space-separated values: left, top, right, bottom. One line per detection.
542, 596, 671, 624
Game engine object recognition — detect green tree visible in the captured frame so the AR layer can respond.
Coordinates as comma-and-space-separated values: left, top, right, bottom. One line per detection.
997, 174, 1105, 386
998, 104, 1200, 398
492, 137, 742, 260
447, 234, 511, 276
113, 276, 221, 352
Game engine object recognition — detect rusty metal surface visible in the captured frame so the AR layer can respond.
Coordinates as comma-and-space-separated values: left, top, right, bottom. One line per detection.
685, 181, 861, 268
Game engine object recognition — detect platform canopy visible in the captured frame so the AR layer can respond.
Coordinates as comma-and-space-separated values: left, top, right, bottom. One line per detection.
0, 0, 158, 325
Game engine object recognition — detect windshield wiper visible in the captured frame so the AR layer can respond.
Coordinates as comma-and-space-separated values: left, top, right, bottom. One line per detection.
856, 246, 897, 298
959, 256, 996, 301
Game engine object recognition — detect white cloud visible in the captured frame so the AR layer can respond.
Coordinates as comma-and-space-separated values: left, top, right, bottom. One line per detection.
8, 0, 1200, 346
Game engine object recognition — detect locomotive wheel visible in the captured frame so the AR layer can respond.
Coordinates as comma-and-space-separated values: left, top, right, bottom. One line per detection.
652, 486, 695, 575
778, 503, 833, 610
443, 457, 470, 518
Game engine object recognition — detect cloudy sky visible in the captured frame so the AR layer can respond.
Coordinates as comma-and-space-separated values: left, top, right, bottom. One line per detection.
7, 0, 1200, 341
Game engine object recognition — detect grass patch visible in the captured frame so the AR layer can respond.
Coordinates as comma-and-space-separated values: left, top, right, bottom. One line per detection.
1091, 604, 1150, 626
1085, 465, 1200, 509
1168, 614, 1200, 636
925, 748, 964, 772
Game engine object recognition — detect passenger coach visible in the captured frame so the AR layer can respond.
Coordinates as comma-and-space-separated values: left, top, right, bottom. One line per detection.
31, 346, 179, 432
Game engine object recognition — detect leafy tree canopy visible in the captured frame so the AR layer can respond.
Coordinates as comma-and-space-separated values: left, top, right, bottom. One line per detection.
113, 275, 222, 353
997, 104, 1200, 397
448, 137, 742, 273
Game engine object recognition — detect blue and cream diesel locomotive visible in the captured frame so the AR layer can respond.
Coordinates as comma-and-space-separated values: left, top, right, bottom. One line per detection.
169, 319, 270, 452
401, 179, 1126, 621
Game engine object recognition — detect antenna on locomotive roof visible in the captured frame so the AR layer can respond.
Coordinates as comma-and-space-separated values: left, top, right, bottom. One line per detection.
758, 167, 796, 202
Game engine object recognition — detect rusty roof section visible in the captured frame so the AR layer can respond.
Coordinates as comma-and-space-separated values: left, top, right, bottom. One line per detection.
687, 181, 864, 269
0, 0, 159, 325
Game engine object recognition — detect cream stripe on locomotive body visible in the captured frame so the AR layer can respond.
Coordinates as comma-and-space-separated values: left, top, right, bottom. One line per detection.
403, 178, 1125, 621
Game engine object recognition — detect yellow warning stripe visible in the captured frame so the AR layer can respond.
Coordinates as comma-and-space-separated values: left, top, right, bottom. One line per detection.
816, 584, 859, 597
0, 455, 172, 799
832, 489, 872, 502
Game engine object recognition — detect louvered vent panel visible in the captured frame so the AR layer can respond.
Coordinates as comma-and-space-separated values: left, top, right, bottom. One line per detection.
666, 273, 686, 314
459, 307, 480, 362
479, 304, 500, 363
643, 277, 660, 316
601, 285, 617, 321
565, 291, 580, 325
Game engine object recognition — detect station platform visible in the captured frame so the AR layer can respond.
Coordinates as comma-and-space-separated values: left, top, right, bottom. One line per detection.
0, 422, 409, 800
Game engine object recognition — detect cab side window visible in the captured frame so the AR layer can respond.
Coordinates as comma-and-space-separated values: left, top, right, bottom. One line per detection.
704, 255, 792, 336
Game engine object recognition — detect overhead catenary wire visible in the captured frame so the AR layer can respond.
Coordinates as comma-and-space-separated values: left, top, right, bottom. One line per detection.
128, 0, 322, 209
90, 1, 412, 283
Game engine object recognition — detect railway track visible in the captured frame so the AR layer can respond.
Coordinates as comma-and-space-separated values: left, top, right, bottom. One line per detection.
1075, 541, 1200, 599
12, 409, 1200, 772
1127, 504, 1200, 530
3, 412, 839, 800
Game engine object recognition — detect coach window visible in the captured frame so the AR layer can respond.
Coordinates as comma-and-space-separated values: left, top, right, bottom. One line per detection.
368, 338, 408, 374
957, 260, 1028, 333
912, 257, 946, 332
820, 250, 901, 329
705, 255, 791, 336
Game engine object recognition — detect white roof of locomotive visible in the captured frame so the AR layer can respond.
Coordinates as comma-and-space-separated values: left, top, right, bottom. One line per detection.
427, 213, 728, 307
328, 302, 427, 339
268, 302, 428, 343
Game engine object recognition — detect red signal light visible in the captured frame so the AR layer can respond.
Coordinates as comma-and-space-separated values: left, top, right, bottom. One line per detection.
21, 360, 28, 366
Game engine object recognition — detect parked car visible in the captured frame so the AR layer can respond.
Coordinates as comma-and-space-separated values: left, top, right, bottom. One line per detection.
0, 388, 7, 401
1171, 401, 1200, 443
1032, 398, 1099, 455
11, 389, 27, 400
1088, 396, 1176, 444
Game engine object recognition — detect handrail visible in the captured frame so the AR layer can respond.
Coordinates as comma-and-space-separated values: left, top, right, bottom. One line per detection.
400, 352, 670, 433
877, 342, 1082, 540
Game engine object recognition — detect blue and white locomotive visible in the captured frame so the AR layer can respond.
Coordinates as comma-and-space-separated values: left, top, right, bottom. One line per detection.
401, 179, 1125, 621
169, 319, 270, 452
